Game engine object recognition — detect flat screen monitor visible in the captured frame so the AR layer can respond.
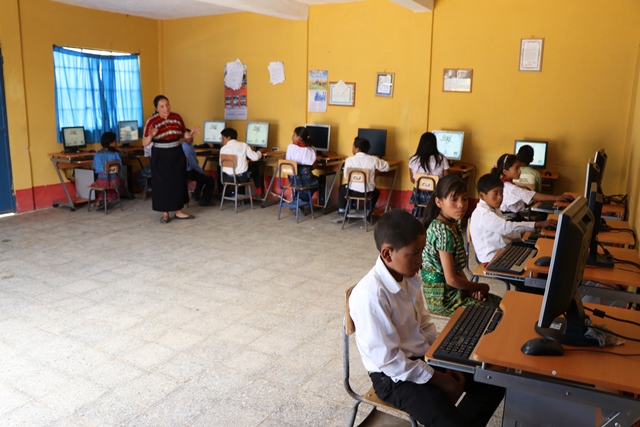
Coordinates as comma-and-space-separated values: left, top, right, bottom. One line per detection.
535, 197, 598, 347
246, 122, 269, 148
357, 128, 387, 157
61, 126, 87, 152
514, 140, 548, 169
586, 182, 614, 268
584, 161, 600, 198
305, 124, 330, 152
118, 120, 139, 145
432, 130, 464, 161
594, 149, 607, 186
203, 120, 225, 144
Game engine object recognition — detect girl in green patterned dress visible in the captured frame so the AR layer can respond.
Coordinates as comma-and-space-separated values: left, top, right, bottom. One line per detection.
421, 175, 502, 316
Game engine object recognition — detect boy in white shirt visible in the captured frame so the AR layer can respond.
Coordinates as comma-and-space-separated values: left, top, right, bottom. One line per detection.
219, 127, 263, 195
470, 174, 556, 264
338, 137, 389, 217
350, 209, 504, 426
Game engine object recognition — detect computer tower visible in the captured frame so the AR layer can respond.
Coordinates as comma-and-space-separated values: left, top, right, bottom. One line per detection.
74, 168, 94, 199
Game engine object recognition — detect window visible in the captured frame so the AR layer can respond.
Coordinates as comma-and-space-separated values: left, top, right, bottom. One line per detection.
53, 46, 143, 143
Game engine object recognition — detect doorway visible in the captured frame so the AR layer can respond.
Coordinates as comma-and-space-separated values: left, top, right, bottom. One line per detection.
0, 50, 16, 213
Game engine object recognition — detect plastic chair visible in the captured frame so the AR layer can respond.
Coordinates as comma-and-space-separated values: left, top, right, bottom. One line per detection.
342, 168, 374, 232
276, 159, 315, 222
87, 160, 123, 214
343, 286, 418, 427
220, 154, 254, 213
412, 174, 439, 222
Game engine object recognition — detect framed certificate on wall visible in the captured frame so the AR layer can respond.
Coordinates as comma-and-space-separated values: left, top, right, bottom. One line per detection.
329, 81, 356, 106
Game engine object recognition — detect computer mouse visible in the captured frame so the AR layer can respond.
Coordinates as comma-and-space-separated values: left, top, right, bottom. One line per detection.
89, 149, 96, 153
544, 171, 552, 176
534, 256, 552, 266
521, 338, 564, 356
545, 225, 556, 231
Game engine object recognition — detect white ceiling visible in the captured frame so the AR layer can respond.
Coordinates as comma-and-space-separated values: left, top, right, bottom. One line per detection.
52, 0, 432, 21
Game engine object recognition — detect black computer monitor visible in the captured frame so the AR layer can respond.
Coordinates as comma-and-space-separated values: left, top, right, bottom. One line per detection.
61, 126, 87, 152
584, 161, 600, 198
432, 130, 464, 161
305, 124, 330, 152
357, 128, 387, 157
203, 120, 225, 145
535, 197, 599, 346
514, 140, 548, 169
586, 182, 614, 268
246, 122, 269, 148
594, 149, 607, 186
118, 120, 139, 146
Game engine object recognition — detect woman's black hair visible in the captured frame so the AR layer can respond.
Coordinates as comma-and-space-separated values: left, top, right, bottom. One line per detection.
153, 95, 168, 108
294, 126, 312, 146
477, 173, 504, 195
413, 132, 444, 173
354, 137, 371, 153
101, 131, 117, 151
516, 145, 534, 165
374, 209, 425, 251
424, 175, 468, 229
491, 153, 518, 178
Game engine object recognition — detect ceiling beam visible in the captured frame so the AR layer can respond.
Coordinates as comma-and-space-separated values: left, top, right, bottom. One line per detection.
197, 0, 309, 20
389, 0, 433, 12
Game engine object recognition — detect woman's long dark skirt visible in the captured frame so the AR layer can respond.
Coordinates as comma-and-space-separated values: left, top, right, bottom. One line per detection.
151, 145, 189, 212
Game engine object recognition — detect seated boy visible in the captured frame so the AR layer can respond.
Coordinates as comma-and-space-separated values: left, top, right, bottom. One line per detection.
337, 137, 389, 218
514, 144, 542, 192
470, 174, 556, 264
349, 209, 504, 426
219, 127, 263, 195
182, 131, 216, 206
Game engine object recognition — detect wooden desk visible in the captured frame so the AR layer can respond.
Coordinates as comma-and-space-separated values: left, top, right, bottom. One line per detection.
49, 152, 94, 211
117, 144, 146, 169
427, 291, 640, 426
311, 154, 346, 213
541, 214, 636, 248
376, 159, 401, 213
527, 237, 640, 304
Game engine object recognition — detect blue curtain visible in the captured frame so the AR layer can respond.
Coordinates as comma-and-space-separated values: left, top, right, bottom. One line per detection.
53, 46, 143, 143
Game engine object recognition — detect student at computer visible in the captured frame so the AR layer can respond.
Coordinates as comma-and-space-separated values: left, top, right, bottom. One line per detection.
515, 145, 542, 192
92, 131, 124, 205
219, 127, 263, 195
408, 131, 450, 218
492, 153, 573, 215
349, 209, 505, 426
285, 126, 318, 201
337, 137, 390, 216
470, 174, 557, 263
182, 131, 215, 206
421, 175, 501, 317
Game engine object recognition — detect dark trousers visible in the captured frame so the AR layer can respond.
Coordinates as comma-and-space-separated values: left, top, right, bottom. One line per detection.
338, 184, 380, 212
186, 169, 215, 202
220, 163, 262, 195
370, 371, 504, 427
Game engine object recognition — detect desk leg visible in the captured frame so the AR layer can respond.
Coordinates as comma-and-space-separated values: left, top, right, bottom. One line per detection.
382, 168, 399, 213
51, 160, 77, 211
475, 368, 640, 427
261, 163, 280, 208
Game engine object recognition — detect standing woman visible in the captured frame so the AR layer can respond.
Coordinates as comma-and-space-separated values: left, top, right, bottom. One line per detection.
142, 95, 200, 223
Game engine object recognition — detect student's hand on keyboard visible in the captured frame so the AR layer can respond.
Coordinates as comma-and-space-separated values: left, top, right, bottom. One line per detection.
474, 282, 490, 296
471, 291, 486, 302
559, 193, 575, 202
537, 219, 557, 230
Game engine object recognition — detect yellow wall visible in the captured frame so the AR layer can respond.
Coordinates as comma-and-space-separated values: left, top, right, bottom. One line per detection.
430, 0, 640, 195
0, 0, 160, 202
2, 0, 640, 217
159, 13, 308, 147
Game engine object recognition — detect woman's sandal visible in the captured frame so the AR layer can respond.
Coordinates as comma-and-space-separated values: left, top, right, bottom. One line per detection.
174, 214, 195, 220
160, 215, 171, 224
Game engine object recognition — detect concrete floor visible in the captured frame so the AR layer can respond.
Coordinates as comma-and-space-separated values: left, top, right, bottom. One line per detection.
0, 197, 506, 426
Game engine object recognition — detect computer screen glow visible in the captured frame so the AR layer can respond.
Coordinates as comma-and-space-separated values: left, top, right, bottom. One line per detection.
514, 140, 548, 168
118, 121, 139, 143
203, 121, 225, 144
62, 126, 86, 149
432, 130, 464, 161
246, 122, 269, 148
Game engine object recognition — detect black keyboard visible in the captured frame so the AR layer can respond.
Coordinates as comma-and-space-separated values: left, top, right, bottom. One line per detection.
535, 201, 557, 211
485, 242, 537, 274
524, 229, 541, 244
432, 305, 503, 366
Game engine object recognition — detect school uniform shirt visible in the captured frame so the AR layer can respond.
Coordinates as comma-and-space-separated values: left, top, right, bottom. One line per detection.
220, 139, 262, 175
408, 156, 450, 178
470, 200, 536, 263
344, 152, 390, 193
501, 181, 535, 213
286, 144, 316, 166
182, 142, 202, 173
516, 166, 542, 192
349, 256, 438, 383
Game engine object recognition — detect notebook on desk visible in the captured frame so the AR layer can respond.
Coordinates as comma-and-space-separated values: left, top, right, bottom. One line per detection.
427, 305, 503, 373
